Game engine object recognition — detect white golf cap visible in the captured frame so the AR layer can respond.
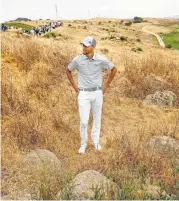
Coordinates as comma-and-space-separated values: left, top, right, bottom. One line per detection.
80, 36, 97, 47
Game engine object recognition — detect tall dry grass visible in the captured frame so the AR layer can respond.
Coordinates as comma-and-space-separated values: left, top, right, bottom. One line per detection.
2, 33, 80, 157
2, 32, 179, 199
118, 50, 179, 104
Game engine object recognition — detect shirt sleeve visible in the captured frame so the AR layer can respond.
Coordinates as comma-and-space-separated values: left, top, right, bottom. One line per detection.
67, 59, 78, 72
102, 58, 114, 70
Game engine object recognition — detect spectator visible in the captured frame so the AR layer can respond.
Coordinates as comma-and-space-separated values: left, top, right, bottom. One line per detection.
1, 24, 7, 31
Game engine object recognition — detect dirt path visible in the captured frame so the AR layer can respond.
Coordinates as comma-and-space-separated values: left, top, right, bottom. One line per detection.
142, 26, 165, 48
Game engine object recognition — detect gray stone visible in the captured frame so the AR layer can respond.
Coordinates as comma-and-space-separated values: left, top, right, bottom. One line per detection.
23, 149, 62, 172
145, 74, 167, 93
143, 90, 177, 108
142, 136, 179, 159
70, 170, 118, 200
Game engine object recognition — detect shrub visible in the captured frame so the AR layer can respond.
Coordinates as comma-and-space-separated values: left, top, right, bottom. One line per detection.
43, 32, 58, 38
109, 35, 116, 40
136, 38, 141, 42
131, 48, 137, 52
134, 16, 143, 23
137, 47, 143, 51
125, 21, 132, 26
101, 37, 108, 40
102, 28, 109, 31
83, 26, 87, 29
166, 44, 172, 48
120, 36, 127, 41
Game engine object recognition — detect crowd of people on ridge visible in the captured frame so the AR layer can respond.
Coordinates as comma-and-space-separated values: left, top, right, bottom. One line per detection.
1, 21, 63, 36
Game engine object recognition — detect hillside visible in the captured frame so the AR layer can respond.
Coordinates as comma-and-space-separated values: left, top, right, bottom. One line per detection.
1, 19, 179, 200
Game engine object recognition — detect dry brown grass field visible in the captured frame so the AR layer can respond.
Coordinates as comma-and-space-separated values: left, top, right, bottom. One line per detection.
1, 18, 179, 200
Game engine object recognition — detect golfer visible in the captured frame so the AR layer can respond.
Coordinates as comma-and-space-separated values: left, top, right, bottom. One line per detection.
66, 36, 117, 154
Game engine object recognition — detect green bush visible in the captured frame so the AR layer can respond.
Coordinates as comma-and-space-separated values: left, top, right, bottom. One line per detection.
125, 21, 132, 26
165, 44, 172, 48
131, 48, 137, 52
131, 47, 143, 52
120, 36, 127, 41
137, 47, 143, 51
134, 16, 143, 23
102, 28, 109, 31
43, 32, 58, 38
101, 37, 108, 40
109, 35, 116, 40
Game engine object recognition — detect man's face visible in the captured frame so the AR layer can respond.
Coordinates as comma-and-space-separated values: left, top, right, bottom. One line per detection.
82, 44, 95, 55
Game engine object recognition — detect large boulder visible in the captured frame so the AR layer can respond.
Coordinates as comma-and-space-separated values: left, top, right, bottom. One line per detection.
145, 74, 168, 93
143, 90, 177, 108
16, 149, 63, 200
23, 149, 62, 172
61, 170, 118, 200
142, 136, 179, 159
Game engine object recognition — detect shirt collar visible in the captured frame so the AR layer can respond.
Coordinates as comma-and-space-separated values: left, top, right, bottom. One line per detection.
83, 53, 97, 61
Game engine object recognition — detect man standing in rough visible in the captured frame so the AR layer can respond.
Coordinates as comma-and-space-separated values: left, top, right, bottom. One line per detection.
66, 36, 117, 154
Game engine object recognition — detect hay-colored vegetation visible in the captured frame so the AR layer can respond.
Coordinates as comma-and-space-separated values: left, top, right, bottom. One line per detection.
1, 18, 179, 199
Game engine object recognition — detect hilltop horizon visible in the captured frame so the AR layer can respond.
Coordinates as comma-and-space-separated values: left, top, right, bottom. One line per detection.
2, 14, 179, 23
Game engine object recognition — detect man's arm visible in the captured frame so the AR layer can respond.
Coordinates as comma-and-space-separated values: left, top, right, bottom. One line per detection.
66, 69, 79, 93
102, 66, 118, 93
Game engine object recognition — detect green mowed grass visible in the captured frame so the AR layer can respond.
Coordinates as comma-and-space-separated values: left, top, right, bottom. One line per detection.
161, 32, 179, 50
4, 22, 33, 31
170, 24, 179, 29
161, 24, 179, 30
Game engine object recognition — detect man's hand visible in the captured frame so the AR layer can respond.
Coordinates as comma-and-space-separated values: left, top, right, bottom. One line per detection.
102, 82, 110, 94
74, 85, 79, 94
102, 67, 117, 94
66, 69, 79, 94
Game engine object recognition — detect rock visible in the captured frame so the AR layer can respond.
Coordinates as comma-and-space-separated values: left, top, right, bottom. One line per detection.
19, 149, 63, 200
23, 149, 62, 172
143, 90, 177, 108
142, 136, 179, 159
145, 74, 167, 93
69, 170, 118, 200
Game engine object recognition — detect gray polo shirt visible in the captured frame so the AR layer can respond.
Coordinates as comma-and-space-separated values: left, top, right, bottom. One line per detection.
68, 53, 114, 88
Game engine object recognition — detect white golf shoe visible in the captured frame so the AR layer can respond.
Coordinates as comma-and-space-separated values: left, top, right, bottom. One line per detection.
78, 145, 86, 154
94, 143, 102, 151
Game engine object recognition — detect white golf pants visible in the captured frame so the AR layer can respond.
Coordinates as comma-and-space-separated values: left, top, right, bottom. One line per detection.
78, 90, 103, 147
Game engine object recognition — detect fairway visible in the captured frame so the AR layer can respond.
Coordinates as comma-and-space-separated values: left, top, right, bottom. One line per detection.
170, 24, 179, 29
161, 32, 179, 49
4, 22, 33, 31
